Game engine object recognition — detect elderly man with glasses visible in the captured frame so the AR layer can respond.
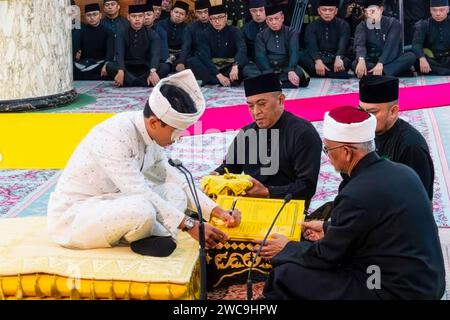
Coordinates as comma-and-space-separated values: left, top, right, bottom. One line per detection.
261, 106, 445, 300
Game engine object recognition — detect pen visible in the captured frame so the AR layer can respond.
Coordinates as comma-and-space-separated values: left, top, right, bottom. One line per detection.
230, 198, 238, 215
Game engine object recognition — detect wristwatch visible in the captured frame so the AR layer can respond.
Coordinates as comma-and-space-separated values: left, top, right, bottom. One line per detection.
150, 68, 157, 73
182, 216, 196, 232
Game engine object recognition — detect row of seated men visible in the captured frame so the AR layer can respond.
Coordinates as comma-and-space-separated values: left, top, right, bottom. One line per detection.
47, 68, 445, 299
72, 0, 450, 88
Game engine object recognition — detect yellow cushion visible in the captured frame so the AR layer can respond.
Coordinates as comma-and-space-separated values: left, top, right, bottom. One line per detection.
200, 173, 253, 200
0, 217, 199, 300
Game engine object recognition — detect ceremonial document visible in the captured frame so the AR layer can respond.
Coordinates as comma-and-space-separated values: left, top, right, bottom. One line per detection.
211, 196, 305, 241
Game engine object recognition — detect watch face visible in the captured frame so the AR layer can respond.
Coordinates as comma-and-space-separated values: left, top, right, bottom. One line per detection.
184, 217, 195, 231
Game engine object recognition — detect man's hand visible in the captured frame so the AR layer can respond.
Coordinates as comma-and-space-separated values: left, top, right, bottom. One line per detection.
101, 65, 108, 77
334, 56, 345, 72
147, 71, 160, 87
419, 57, 432, 74
252, 234, 289, 260
75, 50, 82, 61
288, 71, 300, 87
217, 73, 231, 87
229, 65, 239, 82
315, 59, 330, 76
369, 62, 383, 76
187, 221, 229, 248
211, 206, 242, 228
175, 63, 186, 72
208, 171, 220, 176
355, 59, 367, 78
114, 70, 125, 87
246, 178, 269, 198
302, 220, 325, 242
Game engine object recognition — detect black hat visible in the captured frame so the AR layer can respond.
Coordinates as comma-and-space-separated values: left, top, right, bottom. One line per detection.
265, 5, 284, 16
152, 0, 162, 6
143, 1, 153, 12
363, 0, 384, 8
244, 73, 282, 97
359, 75, 399, 103
173, 1, 190, 13
318, 0, 339, 6
209, 4, 227, 15
130, 236, 177, 257
128, 4, 146, 14
85, 3, 100, 13
249, 0, 266, 9
195, 0, 211, 10
430, 0, 449, 7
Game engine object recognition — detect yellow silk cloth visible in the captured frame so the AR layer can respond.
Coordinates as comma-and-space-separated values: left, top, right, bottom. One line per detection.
200, 172, 253, 200
0, 217, 199, 300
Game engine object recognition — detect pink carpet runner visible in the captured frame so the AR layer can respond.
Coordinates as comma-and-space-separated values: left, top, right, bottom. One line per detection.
186, 82, 450, 136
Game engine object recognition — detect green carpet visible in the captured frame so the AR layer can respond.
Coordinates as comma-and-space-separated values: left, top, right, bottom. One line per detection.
37, 93, 96, 113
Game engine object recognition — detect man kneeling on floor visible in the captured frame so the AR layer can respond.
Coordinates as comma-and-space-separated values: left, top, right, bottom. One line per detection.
261, 106, 445, 299
47, 70, 241, 257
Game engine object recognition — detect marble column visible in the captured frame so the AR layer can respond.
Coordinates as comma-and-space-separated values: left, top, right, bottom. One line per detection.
0, 0, 77, 111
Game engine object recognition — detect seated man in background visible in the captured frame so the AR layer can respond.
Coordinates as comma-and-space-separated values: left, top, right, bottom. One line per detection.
176, 0, 211, 73
299, 0, 352, 79
73, 3, 114, 80
213, 73, 322, 209
352, 0, 416, 78
242, 0, 267, 65
262, 106, 445, 300
48, 70, 241, 255
143, 2, 171, 73
101, 0, 130, 62
106, 4, 169, 87
412, 0, 450, 76
157, 1, 190, 70
191, 5, 247, 86
250, 6, 310, 88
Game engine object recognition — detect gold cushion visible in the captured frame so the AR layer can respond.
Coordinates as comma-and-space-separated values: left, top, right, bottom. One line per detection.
0, 217, 199, 300
200, 173, 253, 200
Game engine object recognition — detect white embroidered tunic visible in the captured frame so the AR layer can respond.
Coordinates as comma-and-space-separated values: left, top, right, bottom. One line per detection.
47, 111, 217, 249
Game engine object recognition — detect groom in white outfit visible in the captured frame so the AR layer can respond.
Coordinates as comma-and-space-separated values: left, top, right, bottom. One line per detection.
47, 70, 241, 255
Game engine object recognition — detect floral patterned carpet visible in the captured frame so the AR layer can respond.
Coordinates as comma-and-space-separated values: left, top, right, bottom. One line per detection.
1, 77, 450, 299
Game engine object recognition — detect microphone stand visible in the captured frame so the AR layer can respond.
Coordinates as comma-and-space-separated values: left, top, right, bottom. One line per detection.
247, 194, 292, 300
169, 159, 207, 300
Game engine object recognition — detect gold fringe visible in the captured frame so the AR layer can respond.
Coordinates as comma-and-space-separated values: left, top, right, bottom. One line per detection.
123, 282, 131, 300
108, 280, 115, 300
34, 274, 45, 298
70, 278, 81, 300
51, 275, 61, 298
0, 278, 5, 300
16, 274, 24, 299
89, 280, 96, 300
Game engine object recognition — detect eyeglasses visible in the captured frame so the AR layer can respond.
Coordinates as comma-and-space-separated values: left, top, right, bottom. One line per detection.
322, 144, 357, 155
210, 14, 227, 21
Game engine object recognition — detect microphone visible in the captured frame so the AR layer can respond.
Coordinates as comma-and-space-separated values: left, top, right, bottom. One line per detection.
247, 193, 293, 300
168, 158, 207, 300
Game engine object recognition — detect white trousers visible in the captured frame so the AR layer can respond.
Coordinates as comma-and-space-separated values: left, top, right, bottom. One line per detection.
47, 183, 187, 249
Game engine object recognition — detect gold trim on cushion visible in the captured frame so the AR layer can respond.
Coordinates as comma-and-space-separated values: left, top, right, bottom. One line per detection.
0, 217, 200, 300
